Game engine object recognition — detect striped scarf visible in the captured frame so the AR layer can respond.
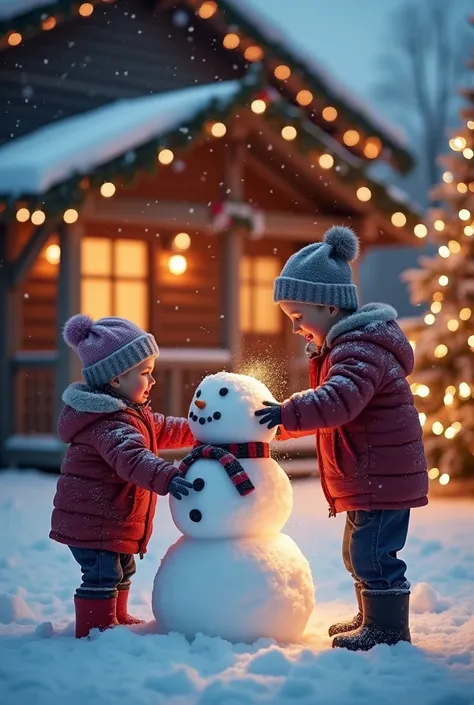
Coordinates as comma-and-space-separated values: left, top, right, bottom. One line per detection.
178, 442, 270, 497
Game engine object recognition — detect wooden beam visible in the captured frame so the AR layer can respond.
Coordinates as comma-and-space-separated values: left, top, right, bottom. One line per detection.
0, 223, 11, 465
10, 220, 57, 288
55, 223, 82, 424
82, 197, 345, 242
222, 139, 245, 367
244, 152, 317, 211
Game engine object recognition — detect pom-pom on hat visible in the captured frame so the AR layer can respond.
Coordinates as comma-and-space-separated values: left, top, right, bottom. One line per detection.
63, 314, 159, 388
273, 225, 359, 310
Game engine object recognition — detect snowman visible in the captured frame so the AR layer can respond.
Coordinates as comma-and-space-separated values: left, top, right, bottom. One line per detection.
152, 372, 315, 644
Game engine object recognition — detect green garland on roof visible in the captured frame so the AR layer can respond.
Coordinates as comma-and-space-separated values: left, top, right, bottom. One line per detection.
214, 0, 414, 173
0, 1, 102, 42
0, 74, 421, 231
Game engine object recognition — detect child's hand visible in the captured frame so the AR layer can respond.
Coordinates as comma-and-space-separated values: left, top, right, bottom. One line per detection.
168, 475, 194, 500
254, 401, 283, 429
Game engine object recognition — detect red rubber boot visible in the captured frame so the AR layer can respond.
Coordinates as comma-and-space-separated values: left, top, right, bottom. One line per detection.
74, 596, 118, 638
116, 589, 145, 625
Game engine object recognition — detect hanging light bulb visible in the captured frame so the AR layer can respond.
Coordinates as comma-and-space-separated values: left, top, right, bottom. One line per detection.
45, 244, 61, 264
173, 232, 191, 251
168, 254, 187, 275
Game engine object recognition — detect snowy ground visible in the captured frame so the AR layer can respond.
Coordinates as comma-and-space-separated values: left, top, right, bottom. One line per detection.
0, 470, 473, 705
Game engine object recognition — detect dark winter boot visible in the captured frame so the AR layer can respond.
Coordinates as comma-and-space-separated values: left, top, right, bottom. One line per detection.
328, 582, 363, 637
74, 596, 118, 638
332, 591, 411, 651
116, 588, 145, 626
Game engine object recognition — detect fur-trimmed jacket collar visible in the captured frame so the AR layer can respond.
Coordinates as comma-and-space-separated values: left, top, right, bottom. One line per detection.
62, 383, 150, 414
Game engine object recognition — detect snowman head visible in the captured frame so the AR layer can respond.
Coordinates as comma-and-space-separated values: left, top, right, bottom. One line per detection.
188, 372, 278, 444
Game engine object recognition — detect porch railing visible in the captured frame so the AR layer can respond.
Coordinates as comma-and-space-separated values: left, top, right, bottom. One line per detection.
10, 348, 232, 436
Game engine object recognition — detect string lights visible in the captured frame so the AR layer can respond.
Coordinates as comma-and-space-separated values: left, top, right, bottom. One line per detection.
404, 113, 474, 490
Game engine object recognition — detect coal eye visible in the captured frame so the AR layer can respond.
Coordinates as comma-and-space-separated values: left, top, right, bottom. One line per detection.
219, 387, 229, 397
196, 389, 201, 398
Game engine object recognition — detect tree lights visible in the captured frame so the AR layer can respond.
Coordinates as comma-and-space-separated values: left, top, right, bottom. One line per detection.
403, 110, 474, 489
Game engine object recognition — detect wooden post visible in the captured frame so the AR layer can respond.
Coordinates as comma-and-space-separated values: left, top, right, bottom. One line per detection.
0, 223, 12, 465
222, 139, 245, 369
55, 223, 81, 423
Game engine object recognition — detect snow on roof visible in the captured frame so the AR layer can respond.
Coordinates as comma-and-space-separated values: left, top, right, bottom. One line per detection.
0, 0, 54, 20
222, 0, 407, 149
0, 80, 240, 196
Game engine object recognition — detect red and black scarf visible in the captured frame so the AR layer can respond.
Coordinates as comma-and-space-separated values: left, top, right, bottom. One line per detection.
178, 442, 270, 497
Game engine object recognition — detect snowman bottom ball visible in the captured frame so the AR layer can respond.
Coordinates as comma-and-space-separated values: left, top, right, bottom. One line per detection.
152, 533, 315, 644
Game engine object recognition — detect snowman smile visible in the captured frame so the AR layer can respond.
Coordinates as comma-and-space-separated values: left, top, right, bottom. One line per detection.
189, 410, 222, 424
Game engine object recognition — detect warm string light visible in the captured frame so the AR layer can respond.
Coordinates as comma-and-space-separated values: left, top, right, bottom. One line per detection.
79, 3, 94, 17
63, 209, 78, 224
158, 148, 174, 165
197, 1, 217, 19
356, 187, 372, 202
391, 212, 407, 227
8, 32, 22, 46
251, 99, 266, 114
100, 182, 115, 198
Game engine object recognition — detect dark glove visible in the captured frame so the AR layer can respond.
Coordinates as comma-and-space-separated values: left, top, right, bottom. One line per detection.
168, 474, 194, 500
254, 401, 283, 429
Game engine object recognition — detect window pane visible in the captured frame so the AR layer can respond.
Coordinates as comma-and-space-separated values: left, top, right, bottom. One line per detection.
239, 282, 251, 333
254, 256, 279, 283
115, 240, 148, 278
81, 278, 112, 320
115, 281, 148, 329
254, 285, 280, 333
240, 256, 251, 283
81, 238, 112, 276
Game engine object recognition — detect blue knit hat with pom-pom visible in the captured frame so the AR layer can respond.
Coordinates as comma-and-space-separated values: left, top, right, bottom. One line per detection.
273, 225, 359, 310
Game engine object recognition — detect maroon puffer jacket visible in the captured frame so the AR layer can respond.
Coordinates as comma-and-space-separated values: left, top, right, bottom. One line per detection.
281, 304, 428, 515
50, 384, 194, 555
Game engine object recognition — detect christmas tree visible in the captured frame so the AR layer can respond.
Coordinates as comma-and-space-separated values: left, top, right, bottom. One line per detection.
403, 75, 474, 489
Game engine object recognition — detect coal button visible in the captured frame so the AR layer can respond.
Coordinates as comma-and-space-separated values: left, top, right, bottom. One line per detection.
189, 509, 202, 523
193, 478, 205, 491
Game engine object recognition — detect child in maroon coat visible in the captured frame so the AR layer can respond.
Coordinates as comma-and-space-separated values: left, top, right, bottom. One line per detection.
50, 314, 194, 638
255, 226, 428, 652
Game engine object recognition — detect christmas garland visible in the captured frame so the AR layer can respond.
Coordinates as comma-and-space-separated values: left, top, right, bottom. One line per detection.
0, 73, 421, 232
210, 201, 265, 239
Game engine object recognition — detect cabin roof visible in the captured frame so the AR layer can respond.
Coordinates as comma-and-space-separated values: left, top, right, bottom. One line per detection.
0, 75, 422, 238
0, 0, 413, 172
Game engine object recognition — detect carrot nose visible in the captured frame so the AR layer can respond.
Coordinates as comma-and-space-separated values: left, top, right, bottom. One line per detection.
195, 399, 206, 409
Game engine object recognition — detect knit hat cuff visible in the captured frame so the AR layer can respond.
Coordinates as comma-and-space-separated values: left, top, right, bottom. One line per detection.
82, 334, 159, 388
274, 276, 358, 310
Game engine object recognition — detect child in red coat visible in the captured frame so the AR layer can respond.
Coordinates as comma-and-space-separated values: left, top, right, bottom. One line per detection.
256, 226, 428, 652
50, 314, 194, 638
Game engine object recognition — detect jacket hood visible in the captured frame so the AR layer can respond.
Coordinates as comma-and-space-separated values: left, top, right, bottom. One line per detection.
327, 303, 414, 375
58, 383, 128, 443
306, 303, 413, 376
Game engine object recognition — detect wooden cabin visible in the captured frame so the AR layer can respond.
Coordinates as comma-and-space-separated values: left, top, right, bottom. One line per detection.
0, 0, 425, 467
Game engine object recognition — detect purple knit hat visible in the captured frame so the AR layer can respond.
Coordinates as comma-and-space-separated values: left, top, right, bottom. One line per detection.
63, 314, 159, 388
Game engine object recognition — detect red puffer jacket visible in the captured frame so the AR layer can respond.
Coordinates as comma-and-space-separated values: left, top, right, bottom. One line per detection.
50, 384, 194, 555
281, 304, 428, 515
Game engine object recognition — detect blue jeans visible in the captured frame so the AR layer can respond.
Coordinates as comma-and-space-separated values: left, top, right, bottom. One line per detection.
342, 510, 410, 592
69, 547, 136, 599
